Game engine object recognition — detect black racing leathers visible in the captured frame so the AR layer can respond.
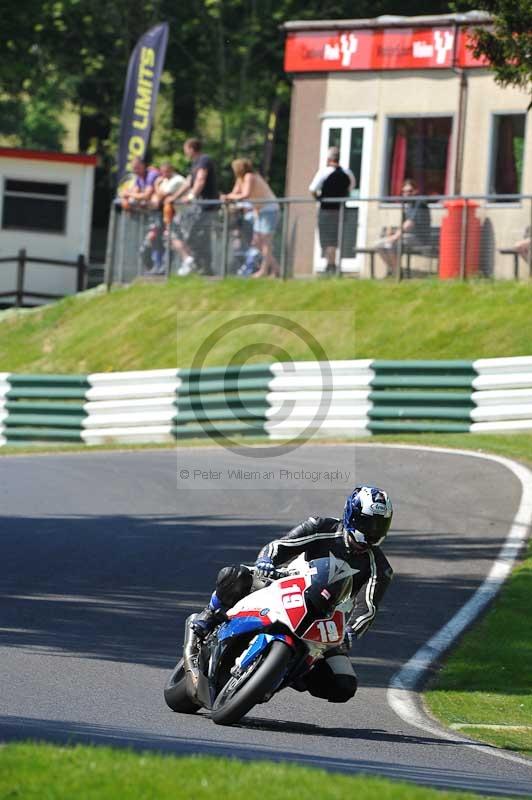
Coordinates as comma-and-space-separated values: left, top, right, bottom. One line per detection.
257, 516, 393, 638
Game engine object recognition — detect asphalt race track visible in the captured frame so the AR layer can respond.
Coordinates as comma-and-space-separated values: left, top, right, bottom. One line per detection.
1, 444, 531, 796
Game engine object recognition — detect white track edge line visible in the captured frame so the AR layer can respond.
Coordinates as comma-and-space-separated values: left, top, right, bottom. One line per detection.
364, 444, 532, 767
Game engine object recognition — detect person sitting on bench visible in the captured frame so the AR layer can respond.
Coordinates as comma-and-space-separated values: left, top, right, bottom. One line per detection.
514, 226, 531, 263
377, 179, 431, 276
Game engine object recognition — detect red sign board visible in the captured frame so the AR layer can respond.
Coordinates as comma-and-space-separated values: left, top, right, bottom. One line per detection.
284, 27, 485, 72
458, 33, 490, 67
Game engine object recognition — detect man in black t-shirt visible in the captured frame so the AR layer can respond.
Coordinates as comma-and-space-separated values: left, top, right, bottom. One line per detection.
309, 147, 354, 275
170, 138, 219, 275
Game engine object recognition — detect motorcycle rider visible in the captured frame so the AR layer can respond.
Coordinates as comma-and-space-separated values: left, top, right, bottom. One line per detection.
185, 486, 393, 703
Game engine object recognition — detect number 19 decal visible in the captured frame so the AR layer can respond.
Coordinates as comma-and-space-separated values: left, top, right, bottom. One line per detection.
302, 611, 344, 643
316, 619, 339, 642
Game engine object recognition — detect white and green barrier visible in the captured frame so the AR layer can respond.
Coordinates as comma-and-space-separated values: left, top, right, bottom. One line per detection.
1, 374, 89, 444
0, 372, 9, 447
82, 369, 179, 445
0, 357, 531, 446
368, 359, 476, 434
266, 360, 373, 438
174, 364, 271, 440
471, 357, 532, 433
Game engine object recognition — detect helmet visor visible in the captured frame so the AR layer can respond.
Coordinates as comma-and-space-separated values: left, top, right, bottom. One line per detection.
348, 513, 391, 545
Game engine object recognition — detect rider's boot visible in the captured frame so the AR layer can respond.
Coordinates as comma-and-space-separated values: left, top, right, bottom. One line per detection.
192, 591, 228, 636
183, 594, 227, 696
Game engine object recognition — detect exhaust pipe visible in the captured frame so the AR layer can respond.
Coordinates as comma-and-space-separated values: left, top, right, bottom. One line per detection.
183, 614, 200, 696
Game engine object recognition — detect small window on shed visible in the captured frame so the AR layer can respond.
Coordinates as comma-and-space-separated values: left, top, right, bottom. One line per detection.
385, 117, 453, 196
489, 113, 525, 200
2, 179, 68, 233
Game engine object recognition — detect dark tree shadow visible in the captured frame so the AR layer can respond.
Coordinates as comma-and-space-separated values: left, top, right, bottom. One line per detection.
0, 511, 521, 692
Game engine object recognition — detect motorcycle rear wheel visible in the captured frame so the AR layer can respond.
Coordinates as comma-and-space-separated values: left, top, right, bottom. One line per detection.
164, 658, 201, 713
211, 640, 292, 726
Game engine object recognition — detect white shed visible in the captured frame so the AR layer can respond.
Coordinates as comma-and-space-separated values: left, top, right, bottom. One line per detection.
0, 147, 97, 304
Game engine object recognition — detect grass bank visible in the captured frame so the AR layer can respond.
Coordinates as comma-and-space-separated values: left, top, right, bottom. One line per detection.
0, 744, 514, 800
1, 278, 532, 372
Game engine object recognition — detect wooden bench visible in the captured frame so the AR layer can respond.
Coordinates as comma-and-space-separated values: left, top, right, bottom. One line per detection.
499, 248, 520, 279
341, 247, 378, 278
347, 227, 440, 279
402, 227, 440, 277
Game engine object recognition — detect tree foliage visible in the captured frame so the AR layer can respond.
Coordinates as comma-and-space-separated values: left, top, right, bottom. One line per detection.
2, 0, 453, 194
456, 0, 532, 95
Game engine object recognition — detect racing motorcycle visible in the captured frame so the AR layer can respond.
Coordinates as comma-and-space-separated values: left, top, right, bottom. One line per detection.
163, 553, 356, 726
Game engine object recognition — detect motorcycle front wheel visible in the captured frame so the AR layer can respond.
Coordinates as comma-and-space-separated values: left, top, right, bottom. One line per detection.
211, 640, 292, 726
164, 658, 201, 714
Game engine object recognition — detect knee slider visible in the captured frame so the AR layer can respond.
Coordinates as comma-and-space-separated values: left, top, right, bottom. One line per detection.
215, 565, 253, 607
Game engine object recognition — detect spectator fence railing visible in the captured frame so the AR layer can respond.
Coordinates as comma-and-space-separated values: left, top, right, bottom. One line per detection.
104, 193, 532, 285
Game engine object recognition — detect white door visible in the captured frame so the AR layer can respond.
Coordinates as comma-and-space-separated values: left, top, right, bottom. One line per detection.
314, 117, 373, 273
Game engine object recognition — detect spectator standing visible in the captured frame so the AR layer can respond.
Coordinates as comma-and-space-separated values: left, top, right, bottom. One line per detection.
309, 147, 354, 275
118, 157, 166, 275
139, 162, 187, 275
171, 138, 219, 276
376, 179, 431, 276
120, 157, 159, 211
151, 162, 186, 220
222, 158, 281, 278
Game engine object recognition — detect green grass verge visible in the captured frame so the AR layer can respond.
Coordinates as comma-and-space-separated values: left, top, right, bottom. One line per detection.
2, 278, 532, 372
1, 432, 531, 467
425, 537, 532, 757
0, 744, 514, 800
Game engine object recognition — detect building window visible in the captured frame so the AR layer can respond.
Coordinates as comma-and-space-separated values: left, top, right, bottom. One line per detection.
2, 179, 68, 233
385, 117, 453, 196
489, 114, 525, 199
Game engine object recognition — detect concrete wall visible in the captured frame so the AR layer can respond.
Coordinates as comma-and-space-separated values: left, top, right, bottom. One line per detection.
325, 70, 460, 197
463, 73, 531, 278
285, 76, 327, 277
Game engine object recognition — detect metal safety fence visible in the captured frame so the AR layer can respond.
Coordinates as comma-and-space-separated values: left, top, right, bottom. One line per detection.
104, 194, 532, 284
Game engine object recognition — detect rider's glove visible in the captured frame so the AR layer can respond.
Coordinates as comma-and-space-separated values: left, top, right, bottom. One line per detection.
255, 556, 277, 578
343, 626, 355, 651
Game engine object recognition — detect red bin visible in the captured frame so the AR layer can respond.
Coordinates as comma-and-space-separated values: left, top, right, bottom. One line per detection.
439, 199, 481, 279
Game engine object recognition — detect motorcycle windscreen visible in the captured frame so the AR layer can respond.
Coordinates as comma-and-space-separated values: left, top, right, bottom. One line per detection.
303, 557, 353, 618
